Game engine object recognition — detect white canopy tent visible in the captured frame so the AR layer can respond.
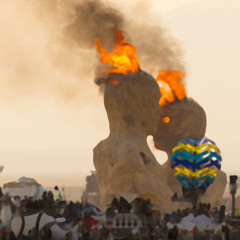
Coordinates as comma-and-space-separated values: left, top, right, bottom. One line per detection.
2, 176, 46, 199
177, 213, 218, 231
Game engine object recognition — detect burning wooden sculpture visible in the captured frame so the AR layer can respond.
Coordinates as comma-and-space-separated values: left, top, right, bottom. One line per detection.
93, 71, 173, 211
94, 26, 226, 210
153, 71, 227, 207
94, 28, 173, 211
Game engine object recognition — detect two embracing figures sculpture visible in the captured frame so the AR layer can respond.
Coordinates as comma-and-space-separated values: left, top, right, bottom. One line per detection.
93, 28, 226, 213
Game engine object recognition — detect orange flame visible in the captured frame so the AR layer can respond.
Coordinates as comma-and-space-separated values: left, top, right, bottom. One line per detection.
95, 27, 140, 75
163, 116, 170, 123
109, 79, 121, 85
156, 70, 187, 106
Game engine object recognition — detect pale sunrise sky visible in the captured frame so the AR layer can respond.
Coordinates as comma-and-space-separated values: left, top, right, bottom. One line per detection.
0, 0, 239, 187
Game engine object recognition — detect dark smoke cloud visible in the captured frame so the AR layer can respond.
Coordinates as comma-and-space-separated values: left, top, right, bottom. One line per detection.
66, 0, 125, 50
128, 21, 186, 72
0, 0, 186, 103
65, 0, 186, 84
123, 0, 186, 72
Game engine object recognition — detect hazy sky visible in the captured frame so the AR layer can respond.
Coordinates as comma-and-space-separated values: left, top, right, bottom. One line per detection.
0, 0, 239, 187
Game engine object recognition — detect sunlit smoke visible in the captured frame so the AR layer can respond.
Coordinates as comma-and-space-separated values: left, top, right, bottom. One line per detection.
0, 0, 186, 104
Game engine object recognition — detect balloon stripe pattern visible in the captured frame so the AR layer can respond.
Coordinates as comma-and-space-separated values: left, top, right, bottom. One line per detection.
171, 137, 222, 191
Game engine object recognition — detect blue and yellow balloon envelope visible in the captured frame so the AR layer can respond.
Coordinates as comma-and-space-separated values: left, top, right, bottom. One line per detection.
171, 138, 222, 191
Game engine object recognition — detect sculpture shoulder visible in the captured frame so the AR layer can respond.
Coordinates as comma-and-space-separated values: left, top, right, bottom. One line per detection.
93, 137, 156, 166
94, 137, 141, 155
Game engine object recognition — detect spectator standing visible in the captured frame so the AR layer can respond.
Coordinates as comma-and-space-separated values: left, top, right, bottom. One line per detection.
222, 222, 230, 240
167, 222, 178, 240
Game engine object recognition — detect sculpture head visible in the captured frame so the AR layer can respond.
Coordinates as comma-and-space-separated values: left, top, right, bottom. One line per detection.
153, 98, 207, 153
102, 70, 162, 136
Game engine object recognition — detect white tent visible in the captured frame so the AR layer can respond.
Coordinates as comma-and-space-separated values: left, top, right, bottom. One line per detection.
194, 214, 217, 230
177, 213, 217, 231
119, 193, 139, 203
2, 176, 46, 199
177, 213, 196, 230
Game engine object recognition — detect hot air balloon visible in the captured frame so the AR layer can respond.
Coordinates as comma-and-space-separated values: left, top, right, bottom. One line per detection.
170, 137, 222, 201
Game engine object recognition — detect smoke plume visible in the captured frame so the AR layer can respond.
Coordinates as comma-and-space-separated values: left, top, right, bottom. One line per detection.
0, 0, 186, 103
66, 0, 125, 50
65, 0, 186, 83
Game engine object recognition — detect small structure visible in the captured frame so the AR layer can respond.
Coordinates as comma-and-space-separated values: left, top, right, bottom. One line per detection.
3, 176, 46, 199
85, 171, 101, 206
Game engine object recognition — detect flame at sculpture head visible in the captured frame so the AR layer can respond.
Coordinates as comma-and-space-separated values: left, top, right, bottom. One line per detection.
156, 70, 187, 106
95, 26, 140, 75
170, 138, 222, 194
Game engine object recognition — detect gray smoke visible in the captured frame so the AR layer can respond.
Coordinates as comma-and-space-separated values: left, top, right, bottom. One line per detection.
65, 0, 185, 84
0, 0, 186, 103
66, 0, 125, 50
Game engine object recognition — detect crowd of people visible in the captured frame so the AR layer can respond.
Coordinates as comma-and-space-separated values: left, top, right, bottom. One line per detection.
105, 198, 240, 240
0, 189, 240, 240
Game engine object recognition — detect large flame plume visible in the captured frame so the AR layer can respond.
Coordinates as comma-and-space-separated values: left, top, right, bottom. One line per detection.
156, 70, 187, 106
95, 27, 140, 75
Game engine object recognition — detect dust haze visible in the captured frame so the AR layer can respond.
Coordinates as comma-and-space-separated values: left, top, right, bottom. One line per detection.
0, 0, 185, 105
